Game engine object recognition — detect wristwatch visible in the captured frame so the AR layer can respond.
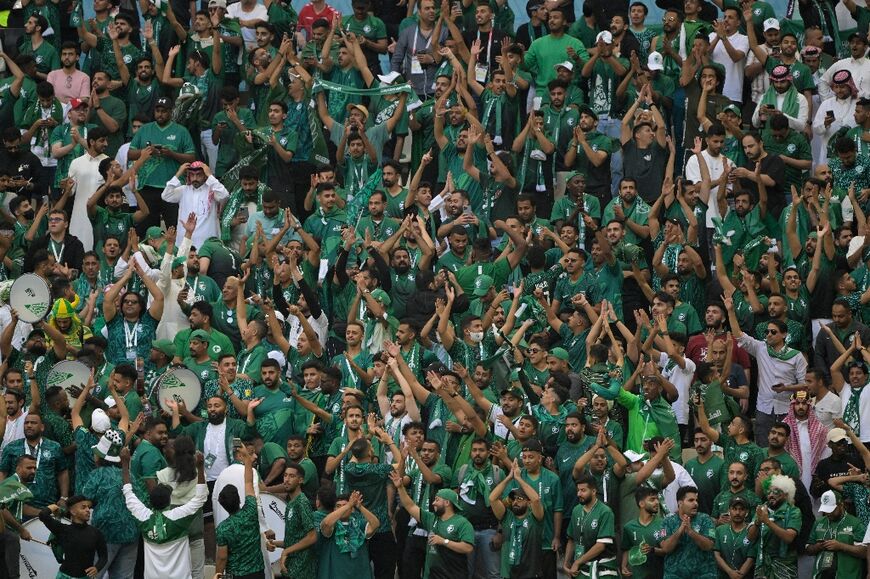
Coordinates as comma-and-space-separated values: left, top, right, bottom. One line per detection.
444, 538, 450, 545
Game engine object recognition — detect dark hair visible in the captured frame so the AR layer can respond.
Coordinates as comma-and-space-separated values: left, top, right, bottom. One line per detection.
60, 41, 80, 54
771, 421, 791, 437
676, 485, 699, 502
239, 165, 259, 180
575, 473, 597, 489
220, 86, 240, 101
29, 14, 49, 32
87, 127, 110, 145
285, 461, 305, 478
150, 484, 173, 510
696, 361, 716, 383
836, 136, 858, 154
402, 421, 425, 435
349, 438, 370, 459
635, 486, 658, 505
171, 436, 198, 483
769, 114, 789, 131
218, 483, 242, 514
565, 411, 585, 425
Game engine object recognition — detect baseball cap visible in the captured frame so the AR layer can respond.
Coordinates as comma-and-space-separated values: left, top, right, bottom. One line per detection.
69, 98, 88, 110
144, 226, 164, 241
554, 60, 574, 72
171, 255, 186, 270
522, 439, 544, 454
722, 104, 742, 117
729, 496, 750, 509
473, 275, 494, 297
435, 488, 461, 507
818, 490, 842, 513
827, 427, 849, 443
577, 103, 598, 121
509, 487, 529, 500
91, 409, 112, 434
189, 329, 210, 343
548, 347, 570, 361
763, 18, 780, 31
370, 288, 392, 306
151, 338, 175, 358
502, 385, 525, 400
849, 31, 868, 43
624, 450, 646, 463
208, 0, 226, 7
154, 96, 173, 109
647, 51, 664, 71
596, 30, 613, 44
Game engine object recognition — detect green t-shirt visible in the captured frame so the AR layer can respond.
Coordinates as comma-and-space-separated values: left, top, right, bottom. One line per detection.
88, 95, 127, 157
622, 516, 665, 579
282, 491, 317, 576
215, 495, 264, 575
20, 39, 60, 74
711, 487, 761, 519
661, 512, 717, 577
684, 455, 724, 515
251, 384, 295, 445
524, 34, 589, 93
212, 108, 256, 178
717, 432, 766, 485
418, 510, 476, 578
93, 207, 135, 253
0, 438, 65, 508
504, 469, 562, 550
97, 36, 143, 82
174, 327, 235, 362
344, 461, 393, 534
808, 512, 866, 579
129, 121, 196, 189
714, 524, 757, 578
567, 499, 617, 574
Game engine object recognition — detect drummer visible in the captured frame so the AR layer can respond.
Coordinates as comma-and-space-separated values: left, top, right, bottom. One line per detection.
0, 316, 69, 405
182, 330, 219, 386
146, 339, 175, 404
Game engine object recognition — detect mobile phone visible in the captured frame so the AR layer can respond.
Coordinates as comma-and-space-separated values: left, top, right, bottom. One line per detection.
463, 205, 473, 216
238, 207, 249, 221
826, 110, 835, 121
771, 45, 781, 57
232, 437, 242, 453
41, 194, 49, 206
533, 96, 542, 111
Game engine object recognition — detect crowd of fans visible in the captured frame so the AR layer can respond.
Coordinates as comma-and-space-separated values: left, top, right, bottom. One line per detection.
5, 0, 870, 577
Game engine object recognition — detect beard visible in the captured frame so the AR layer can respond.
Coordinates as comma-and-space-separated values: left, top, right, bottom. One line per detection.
578, 495, 592, 505
511, 503, 528, 516
433, 503, 445, 516
207, 412, 226, 425
27, 344, 47, 358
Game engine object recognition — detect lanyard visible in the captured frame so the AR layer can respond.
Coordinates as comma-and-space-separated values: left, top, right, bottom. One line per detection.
49, 239, 64, 263
25, 440, 42, 471
411, 26, 432, 54
476, 29, 494, 64
124, 320, 141, 349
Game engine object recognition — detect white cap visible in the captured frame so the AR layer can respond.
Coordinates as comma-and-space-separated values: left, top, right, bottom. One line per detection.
818, 490, 839, 513
848, 235, 866, 262
763, 17, 780, 31
624, 450, 646, 463
91, 408, 111, 434
596, 30, 613, 45
647, 51, 664, 71
104, 396, 117, 409
554, 60, 574, 72
827, 427, 849, 443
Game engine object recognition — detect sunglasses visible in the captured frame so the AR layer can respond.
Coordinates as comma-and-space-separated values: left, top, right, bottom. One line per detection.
766, 329, 779, 335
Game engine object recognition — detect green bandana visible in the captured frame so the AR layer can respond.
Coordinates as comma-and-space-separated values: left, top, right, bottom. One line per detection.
766, 344, 800, 361
460, 462, 495, 507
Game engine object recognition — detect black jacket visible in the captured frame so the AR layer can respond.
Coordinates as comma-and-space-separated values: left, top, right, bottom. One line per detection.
27, 233, 85, 272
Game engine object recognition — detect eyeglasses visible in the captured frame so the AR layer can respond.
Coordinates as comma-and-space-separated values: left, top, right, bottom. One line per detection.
766, 329, 779, 335
662, 16, 677, 22
48, 217, 64, 223
527, 348, 542, 354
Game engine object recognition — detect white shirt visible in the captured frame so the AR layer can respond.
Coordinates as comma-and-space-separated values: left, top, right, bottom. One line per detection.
286, 311, 328, 349
812, 95, 858, 165
685, 150, 731, 227
752, 91, 809, 131
796, 419, 814, 490
822, 56, 870, 99
114, 143, 137, 206
737, 333, 808, 414
709, 31, 748, 103
204, 420, 229, 482
660, 462, 696, 514
161, 175, 230, 248
2, 411, 27, 452
813, 391, 842, 429
226, 2, 268, 50
747, 44, 772, 104
68, 152, 109, 252
659, 352, 696, 425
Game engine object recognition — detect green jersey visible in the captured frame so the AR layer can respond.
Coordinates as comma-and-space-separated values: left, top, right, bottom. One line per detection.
0, 438, 65, 508
282, 491, 317, 576
711, 488, 761, 519
216, 496, 264, 575
808, 512, 866, 579
504, 469, 563, 550
622, 517, 665, 579
566, 499, 617, 574
129, 121, 196, 189
714, 524, 756, 579
684, 455, 724, 515
418, 510, 476, 579
661, 512, 717, 578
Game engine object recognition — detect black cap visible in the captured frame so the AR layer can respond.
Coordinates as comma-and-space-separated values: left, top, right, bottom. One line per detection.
850, 31, 868, 43
154, 96, 173, 109
509, 488, 529, 500
729, 496, 750, 508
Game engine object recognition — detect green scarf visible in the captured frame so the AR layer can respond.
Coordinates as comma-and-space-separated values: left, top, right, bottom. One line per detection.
21, 100, 63, 155
311, 78, 422, 113
481, 93, 504, 144
760, 84, 799, 121
459, 462, 495, 507
220, 183, 266, 242
640, 397, 682, 462
346, 168, 384, 228
333, 513, 367, 555
844, 385, 863, 436
766, 344, 800, 361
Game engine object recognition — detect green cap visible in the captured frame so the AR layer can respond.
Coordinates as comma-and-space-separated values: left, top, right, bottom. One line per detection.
189, 329, 210, 343
435, 488, 461, 508
549, 347, 570, 361
145, 226, 164, 241
577, 103, 598, 121
473, 275, 494, 297
370, 288, 392, 306
722, 104, 742, 117
151, 339, 175, 357
503, 384, 525, 400
171, 256, 186, 270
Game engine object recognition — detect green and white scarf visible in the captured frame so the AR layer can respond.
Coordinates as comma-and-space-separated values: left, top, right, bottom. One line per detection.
760, 84, 800, 122
220, 183, 266, 242
844, 386, 863, 436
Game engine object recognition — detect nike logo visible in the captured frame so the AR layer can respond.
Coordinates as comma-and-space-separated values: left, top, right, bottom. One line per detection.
562, 456, 572, 463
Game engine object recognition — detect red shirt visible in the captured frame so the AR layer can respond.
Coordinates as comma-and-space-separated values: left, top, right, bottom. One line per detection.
297, 2, 340, 39
685, 334, 751, 369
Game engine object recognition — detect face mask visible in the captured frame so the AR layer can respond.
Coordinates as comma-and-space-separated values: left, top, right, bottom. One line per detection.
22, 209, 34, 220
468, 331, 484, 343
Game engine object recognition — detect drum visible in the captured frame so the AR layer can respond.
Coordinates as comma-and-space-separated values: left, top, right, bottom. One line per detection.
19, 517, 67, 578
260, 493, 287, 564
10, 274, 51, 323
156, 368, 202, 413
46, 360, 91, 406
